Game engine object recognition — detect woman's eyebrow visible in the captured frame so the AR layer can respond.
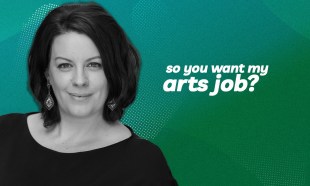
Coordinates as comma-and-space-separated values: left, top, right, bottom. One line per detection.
86, 56, 101, 61
54, 57, 72, 62
54, 56, 101, 62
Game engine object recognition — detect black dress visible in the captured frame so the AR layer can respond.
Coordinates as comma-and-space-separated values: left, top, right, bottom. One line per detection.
0, 113, 178, 186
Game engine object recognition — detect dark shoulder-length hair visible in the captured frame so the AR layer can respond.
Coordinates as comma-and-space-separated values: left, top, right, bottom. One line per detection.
28, 2, 140, 127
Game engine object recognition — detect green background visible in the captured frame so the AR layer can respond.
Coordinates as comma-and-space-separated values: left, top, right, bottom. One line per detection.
1, 0, 310, 185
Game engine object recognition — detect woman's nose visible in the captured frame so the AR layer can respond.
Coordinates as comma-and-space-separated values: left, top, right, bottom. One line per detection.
72, 67, 89, 87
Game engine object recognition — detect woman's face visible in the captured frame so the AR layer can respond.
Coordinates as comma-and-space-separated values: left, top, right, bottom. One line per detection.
47, 31, 108, 118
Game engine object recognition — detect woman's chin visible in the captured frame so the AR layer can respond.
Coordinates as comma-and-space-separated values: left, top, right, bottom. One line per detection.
65, 108, 101, 118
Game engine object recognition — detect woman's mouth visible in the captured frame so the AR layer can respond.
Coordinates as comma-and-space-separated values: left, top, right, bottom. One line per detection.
68, 93, 92, 101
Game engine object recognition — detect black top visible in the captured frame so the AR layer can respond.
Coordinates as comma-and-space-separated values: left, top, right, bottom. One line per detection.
0, 113, 178, 186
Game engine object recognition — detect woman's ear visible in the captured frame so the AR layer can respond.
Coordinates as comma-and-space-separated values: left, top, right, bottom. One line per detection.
44, 70, 50, 80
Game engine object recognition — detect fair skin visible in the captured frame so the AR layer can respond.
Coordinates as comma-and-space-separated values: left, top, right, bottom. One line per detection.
27, 32, 131, 153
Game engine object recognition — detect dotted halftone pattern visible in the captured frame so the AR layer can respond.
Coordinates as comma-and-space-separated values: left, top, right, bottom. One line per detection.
131, 0, 169, 56
17, 2, 182, 140
14, 4, 59, 111
17, 3, 58, 75
123, 0, 183, 139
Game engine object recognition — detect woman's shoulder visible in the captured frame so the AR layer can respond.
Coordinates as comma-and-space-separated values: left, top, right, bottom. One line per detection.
129, 135, 165, 157
0, 113, 29, 141
127, 137, 170, 170
124, 135, 177, 183
0, 113, 27, 127
128, 137, 169, 170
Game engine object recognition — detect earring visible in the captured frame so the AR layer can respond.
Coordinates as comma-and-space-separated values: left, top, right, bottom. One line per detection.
107, 99, 117, 111
44, 82, 54, 110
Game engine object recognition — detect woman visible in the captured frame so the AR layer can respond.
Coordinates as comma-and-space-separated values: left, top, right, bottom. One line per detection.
0, 2, 177, 185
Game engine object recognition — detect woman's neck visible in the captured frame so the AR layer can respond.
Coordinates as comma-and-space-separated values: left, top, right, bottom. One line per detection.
52, 111, 116, 143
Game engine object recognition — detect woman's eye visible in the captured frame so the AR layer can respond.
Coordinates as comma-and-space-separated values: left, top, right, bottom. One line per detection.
57, 63, 72, 70
87, 62, 102, 69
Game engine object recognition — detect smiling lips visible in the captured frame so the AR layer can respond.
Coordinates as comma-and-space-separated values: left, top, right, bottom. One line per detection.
68, 93, 92, 101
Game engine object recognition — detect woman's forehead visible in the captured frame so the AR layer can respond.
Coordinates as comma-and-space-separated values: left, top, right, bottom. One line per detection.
50, 32, 100, 60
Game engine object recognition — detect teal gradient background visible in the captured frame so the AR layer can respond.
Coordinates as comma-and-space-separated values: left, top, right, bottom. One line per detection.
1, 0, 310, 185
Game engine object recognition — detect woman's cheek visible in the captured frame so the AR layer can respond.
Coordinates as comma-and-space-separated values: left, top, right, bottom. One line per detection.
51, 72, 71, 91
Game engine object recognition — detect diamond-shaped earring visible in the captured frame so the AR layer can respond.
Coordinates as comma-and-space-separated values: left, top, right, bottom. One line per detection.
107, 99, 117, 111
44, 82, 54, 110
